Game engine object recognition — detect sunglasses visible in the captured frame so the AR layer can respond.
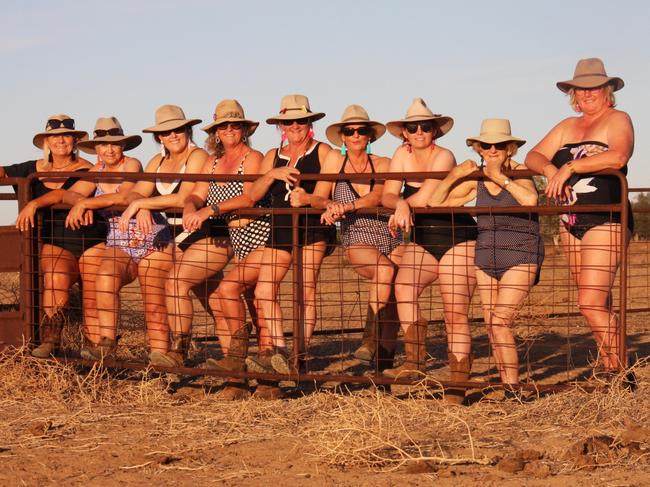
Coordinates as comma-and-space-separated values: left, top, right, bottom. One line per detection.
47, 118, 75, 130
216, 122, 243, 131
341, 126, 372, 137
280, 118, 310, 127
94, 128, 123, 137
404, 121, 435, 134
479, 141, 509, 151
158, 127, 187, 137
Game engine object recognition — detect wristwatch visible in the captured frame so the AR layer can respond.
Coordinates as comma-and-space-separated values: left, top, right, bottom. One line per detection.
503, 177, 511, 187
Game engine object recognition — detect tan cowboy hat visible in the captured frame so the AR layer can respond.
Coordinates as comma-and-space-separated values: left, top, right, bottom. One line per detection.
556, 58, 624, 93
465, 119, 526, 147
32, 114, 88, 149
266, 94, 325, 124
142, 104, 202, 133
325, 104, 386, 147
201, 99, 259, 136
78, 117, 142, 154
386, 98, 454, 139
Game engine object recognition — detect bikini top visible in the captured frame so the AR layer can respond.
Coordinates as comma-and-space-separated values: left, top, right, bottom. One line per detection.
152, 147, 197, 197
334, 154, 377, 200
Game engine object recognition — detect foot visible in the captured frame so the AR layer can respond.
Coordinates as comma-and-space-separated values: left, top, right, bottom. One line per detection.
353, 343, 374, 364
203, 356, 244, 372
80, 337, 116, 361
245, 350, 274, 374
149, 350, 184, 368
382, 362, 426, 379
270, 348, 291, 375
31, 342, 57, 359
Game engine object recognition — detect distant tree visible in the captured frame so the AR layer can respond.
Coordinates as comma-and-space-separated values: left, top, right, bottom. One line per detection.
632, 192, 650, 240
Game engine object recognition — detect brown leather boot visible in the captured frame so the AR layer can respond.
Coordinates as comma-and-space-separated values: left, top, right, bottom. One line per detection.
353, 306, 378, 364
382, 318, 427, 379
80, 337, 118, 361
377, 301, 400, 373
445, 354, 472, 405
149, 334, 190, 367
204, 324, 250, 372
31, 310, 65, 358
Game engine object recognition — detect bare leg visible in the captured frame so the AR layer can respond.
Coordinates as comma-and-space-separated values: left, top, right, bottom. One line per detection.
138, 247, 174, 353
78, 244, 106, 341
40, 244, 79, 316
301, 241, 327, 346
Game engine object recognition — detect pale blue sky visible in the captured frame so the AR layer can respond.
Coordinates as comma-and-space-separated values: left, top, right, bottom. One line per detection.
1, 0, 648, 223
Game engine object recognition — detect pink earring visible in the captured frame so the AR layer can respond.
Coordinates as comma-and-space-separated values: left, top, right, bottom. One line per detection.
403, 139, 412, 153
308, 129, 315, 139
281, 131, 288, 146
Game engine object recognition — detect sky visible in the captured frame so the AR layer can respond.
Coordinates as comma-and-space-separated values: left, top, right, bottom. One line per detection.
1, 0, 648, 224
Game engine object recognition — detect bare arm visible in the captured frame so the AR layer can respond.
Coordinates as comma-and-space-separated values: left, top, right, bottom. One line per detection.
406, 148, 456, 208
428, 160, 478, 206
484, 162, 539, 206
249, 149, 299, 203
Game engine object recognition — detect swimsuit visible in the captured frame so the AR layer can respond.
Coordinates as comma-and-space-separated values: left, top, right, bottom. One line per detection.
403, 184, 477, 261
333, 155, 402, 256
207, 156, 270, 259
551, 141, 633, 240
4, 160, 106, 258
474, 179, 544, 282
95, 164, 171, 264
267, 142, 336, 255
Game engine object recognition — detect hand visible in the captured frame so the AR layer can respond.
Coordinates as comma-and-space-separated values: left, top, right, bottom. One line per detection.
16, 201, 38, 231
453, 159, 479, 178
65, 201, 88, 230
183, 207, 211, 232
392, 199, 412, 234
290, 187, 309, 207
135, 208, 154, 234
270, 166, 299, 185
545, 164, 572, 201
320, 203, 345, 225
118, 202, 140, 233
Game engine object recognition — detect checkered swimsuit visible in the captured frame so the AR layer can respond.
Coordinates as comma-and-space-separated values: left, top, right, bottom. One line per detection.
208, 158, 270, 259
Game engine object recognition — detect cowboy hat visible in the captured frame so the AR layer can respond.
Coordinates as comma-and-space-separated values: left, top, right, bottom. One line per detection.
325, 105, 385, 147
32, 114, 88, 149
386, 98, 453, 139
78, 117, 142, 154
201, 99, 259, 136
266, 94, 325, 124
556, 58, 624, 93
465, 119, 526, 147
142, 104, 202, 133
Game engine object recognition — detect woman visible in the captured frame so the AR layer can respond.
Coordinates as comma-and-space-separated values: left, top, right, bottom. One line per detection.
381, 98, 477, 404
5, 114, 105, 358
430, 119, 543, 391
67, 105, 207, 361
315, 104, 403, 371
525, 58, 634, 377
245, 94, 334, 397
146, 100, 269, 391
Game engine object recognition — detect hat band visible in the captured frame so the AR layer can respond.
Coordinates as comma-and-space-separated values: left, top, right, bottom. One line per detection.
280, 106, 310, 114
574, 72, 608, 79
214, 111, 244, 121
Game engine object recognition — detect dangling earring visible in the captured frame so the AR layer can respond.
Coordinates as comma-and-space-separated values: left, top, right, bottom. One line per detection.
160, 144, 166, 157
403, 139, 412, 154
340, 144, 347, 156
242, 134, 247, 143
366, 142, 372, 155
281, 131, 288, 147
215, 134, 221, 144
308, 128, 315, 139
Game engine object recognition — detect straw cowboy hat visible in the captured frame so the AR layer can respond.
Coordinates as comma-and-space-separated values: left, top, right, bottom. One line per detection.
386, 98, 454, 139
325, 104, 386, 147
266, 94, 325, 124
142, 104, 201, 133
556, 58, 624, 93
33, 114, 88, 149
201, 99, 259, 136
78, 117, 142, 154
465, 119, 526, 147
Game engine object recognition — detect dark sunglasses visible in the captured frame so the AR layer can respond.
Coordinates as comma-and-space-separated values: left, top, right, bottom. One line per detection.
94, 128, 124, 137
341, 126, 372, 137
216, 122, 243, 131
404, 121, 434, 134
47, 118, 75, 130
479, 141, 509, 151
280, 118, 310, 127
158, 127, 187, 137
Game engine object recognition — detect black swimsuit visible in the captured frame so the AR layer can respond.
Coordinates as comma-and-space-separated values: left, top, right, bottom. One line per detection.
403, 184, 477, 261
267, 142, 336, 255
551, 141, 633, 240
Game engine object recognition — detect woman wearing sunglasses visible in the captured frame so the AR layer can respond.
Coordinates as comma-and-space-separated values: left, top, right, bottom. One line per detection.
382, 98, 477, 403
245, 94, 334, 399
525, 58, 634, 382
5, 115, 105, 358
428, 119, 543, 393
313, 105, 403, 371
66, 105, 208, 360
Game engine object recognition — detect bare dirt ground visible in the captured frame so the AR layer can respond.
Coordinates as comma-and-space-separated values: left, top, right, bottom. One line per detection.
1, 242, 650, 485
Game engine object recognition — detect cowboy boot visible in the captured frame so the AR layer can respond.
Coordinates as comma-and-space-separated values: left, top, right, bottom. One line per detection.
149, 334, 190, 367
354, 306, 378, 364
245, 349, 275, 374
31, 310, 65, 358
80, 336, 118, 361
382, 318, 427, 379
445, 354, 472, 405
376, 301, 400, 373
204, 324, 251, 372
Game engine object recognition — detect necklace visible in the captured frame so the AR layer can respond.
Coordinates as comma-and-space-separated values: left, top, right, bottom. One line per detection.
347, 153, 370, 174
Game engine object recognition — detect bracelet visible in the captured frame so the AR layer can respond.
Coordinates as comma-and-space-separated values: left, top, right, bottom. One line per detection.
351, 201, 356, 212
211, 203, 221, 216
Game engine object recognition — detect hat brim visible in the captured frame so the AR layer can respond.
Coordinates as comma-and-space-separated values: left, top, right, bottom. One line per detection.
201, 119, 259, 136
466, 135, 526, 147
142, 118, 202, 133
556, 76, 624, 93
266, 112, 326, 125
33, 129, 88, 149
78, 135, 142, 154
386, 116, 454, 139
325, 121, 386, 147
